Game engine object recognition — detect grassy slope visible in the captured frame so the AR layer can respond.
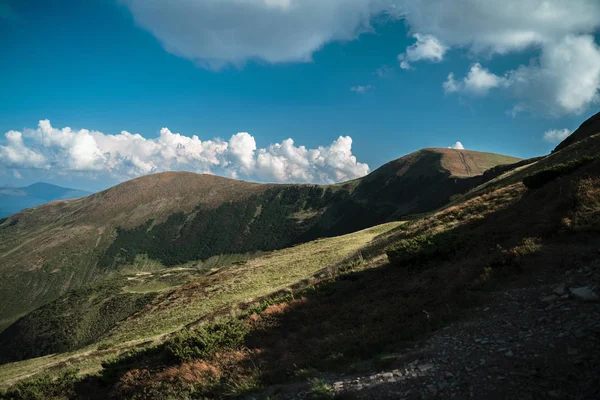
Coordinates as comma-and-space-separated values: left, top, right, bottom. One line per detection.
0, 149, 519, 331
0, 221, 401, 388
83, 147, 600, 399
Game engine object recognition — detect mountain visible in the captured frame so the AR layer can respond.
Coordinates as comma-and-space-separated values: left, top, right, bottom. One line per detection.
0, 116, 599, 398
0, 182, 91, 218
0, 149, 519, 332
554, 110, 600, 152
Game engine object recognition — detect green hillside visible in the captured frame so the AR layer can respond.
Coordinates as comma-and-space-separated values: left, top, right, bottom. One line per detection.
0, 149, 520, 331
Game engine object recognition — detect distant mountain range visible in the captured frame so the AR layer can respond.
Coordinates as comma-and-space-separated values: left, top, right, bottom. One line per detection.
0, 182, 91, 218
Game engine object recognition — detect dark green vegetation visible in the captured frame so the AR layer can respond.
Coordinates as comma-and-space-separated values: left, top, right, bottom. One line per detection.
164, 320, 248, 363
0, 149, 519, 330
2, 369, 79, 400
0, 280, 154, 364
522, 155, 598, 189
0, 268, 212, 364
0, 182, 90, 218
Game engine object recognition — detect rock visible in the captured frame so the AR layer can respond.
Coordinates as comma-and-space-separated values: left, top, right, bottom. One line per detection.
505, 351, 514, 357
419, 363, 434, 372
553, 283, 566, 296
541, 295, 557, 303
382, 372, 394, 381
427, 385, 438, 395
570, 286, 599, 302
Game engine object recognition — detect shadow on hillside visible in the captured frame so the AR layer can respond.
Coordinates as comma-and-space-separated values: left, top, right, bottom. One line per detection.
243, 162, 600, 390
71, 162, 600, 399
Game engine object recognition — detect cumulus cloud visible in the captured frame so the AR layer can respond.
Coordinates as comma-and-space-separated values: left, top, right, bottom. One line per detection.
443, 35, 600, 115
398, 0, 600, 115
122, 0, 600, 115
443, 63, 508, 96
398, 0, 600, 54
350, 85, 373, 94
0, 120, 370, 184
543, 128, 572, 143
448, 141, 465, 150
398, 34, 447, 69
122, 0, 402, 69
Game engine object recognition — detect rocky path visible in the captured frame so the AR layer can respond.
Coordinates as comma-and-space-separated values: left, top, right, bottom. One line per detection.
329, 267, 600, 400
253, 265, 600, 399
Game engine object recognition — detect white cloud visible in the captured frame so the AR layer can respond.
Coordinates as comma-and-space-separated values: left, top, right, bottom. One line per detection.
398, 34, 447, 69
398, 0, 600, 54
443, 35, 600, 115
0, 120, 370, 184
543, 128, 571, 143
122, 0, 600, 115
12, 170, 23, 179
122, 0, 401, 69
448, 141, 465, 150
0, 130, 47, 169
350, 85, 373, 94
398, 0, 600, 115
443, 63, 508, 96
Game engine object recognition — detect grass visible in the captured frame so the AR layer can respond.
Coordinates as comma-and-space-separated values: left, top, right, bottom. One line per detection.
101, 221, 402, 345
0, 222, 401, 390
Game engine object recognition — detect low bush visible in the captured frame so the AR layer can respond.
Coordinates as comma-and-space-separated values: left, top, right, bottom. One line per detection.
164, 319, 248, 363
386, 232, 467, 270
523, 156, 597, 189
2, 369, 79, 400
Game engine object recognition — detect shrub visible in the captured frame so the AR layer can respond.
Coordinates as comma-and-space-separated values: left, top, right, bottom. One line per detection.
164, 319, 248, 363
523, 156, 597, 189
2, 369, 79, 400
386, 232, 466, 270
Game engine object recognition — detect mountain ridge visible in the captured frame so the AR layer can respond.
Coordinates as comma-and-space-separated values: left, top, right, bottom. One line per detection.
0, 148, 520, 331
0, 182, 91, 219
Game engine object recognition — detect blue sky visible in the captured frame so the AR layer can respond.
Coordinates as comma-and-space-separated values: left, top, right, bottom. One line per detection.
1, 0, 599, 191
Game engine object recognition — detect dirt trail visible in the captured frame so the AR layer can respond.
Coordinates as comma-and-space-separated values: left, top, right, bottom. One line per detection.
455, 150, 473, 177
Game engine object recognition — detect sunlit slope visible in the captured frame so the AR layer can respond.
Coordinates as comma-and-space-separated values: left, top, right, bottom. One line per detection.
0, 221, 401, 381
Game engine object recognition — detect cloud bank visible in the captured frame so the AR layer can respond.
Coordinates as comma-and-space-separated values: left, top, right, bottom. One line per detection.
0, 120, 370, 184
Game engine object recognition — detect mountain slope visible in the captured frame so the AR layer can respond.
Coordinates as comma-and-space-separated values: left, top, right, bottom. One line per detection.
0, 149, 520, 331
1, 131, 597, 398
0, 182, 90, 218
554, 110, 600, 152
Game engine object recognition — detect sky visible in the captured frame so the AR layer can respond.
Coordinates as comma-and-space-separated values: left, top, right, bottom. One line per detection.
1, 0, 599, 191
